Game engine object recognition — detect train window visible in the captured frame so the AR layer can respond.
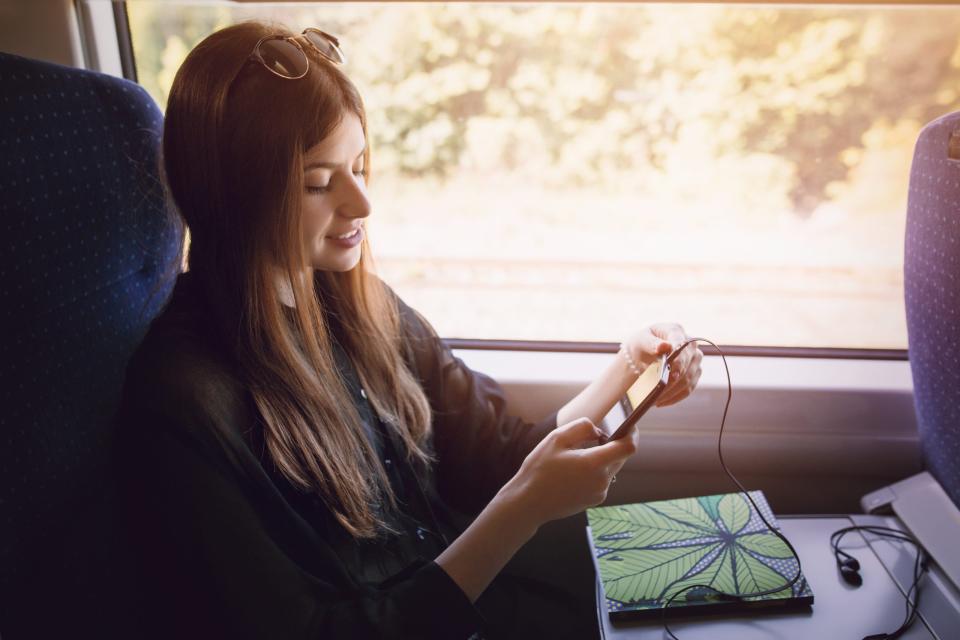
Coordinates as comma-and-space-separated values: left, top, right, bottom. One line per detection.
123, 1, 960, 350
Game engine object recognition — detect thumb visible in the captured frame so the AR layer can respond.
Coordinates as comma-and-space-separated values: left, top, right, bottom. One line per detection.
585, 434, 637, 466
639, 333, 673, 359
553, 417, 603, 448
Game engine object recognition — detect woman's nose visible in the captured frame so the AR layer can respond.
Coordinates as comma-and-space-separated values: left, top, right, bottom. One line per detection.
338, 174, 371, 219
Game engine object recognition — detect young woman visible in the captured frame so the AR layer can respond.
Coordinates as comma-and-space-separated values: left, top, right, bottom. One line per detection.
115, 20, 703, 640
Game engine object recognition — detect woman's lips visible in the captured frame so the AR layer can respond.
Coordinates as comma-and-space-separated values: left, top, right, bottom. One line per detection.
326, 225, 363, 248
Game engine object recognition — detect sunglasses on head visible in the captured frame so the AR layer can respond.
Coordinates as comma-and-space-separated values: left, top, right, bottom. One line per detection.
248, 28, 346, 79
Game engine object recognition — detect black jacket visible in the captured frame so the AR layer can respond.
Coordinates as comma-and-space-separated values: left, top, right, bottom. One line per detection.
113, 272, 558, 639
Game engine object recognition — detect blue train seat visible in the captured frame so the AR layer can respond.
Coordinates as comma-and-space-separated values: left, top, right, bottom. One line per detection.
904, 111, 960, 509
0, 52, 182, 638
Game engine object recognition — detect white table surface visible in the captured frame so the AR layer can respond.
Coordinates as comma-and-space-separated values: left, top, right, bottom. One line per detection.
596, 515, 954, 640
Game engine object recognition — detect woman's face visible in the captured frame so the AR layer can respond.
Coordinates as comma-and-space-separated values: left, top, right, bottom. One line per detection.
301, 112, 370, 272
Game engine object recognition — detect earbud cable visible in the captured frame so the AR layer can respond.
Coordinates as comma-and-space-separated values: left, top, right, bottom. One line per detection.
658, 340, 928, 640
830, 525, 928, 639
660, 338, 805, 640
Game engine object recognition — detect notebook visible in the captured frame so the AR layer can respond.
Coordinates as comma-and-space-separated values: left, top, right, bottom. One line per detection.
586, 490, 814, 620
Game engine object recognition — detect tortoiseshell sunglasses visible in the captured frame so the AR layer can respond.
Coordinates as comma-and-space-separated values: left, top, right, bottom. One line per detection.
248, 28, 345, 79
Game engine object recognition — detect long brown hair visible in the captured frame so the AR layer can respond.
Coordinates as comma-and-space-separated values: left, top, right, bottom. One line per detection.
162, 21, 433, 538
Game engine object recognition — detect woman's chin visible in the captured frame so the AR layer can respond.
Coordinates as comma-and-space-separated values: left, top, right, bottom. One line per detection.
312, 247, 362, 273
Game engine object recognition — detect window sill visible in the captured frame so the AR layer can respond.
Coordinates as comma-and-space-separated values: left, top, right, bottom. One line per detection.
453, 348, 920, 514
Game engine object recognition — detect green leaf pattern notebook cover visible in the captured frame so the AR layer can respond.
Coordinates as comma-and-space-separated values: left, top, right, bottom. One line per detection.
587, 491, 813, 619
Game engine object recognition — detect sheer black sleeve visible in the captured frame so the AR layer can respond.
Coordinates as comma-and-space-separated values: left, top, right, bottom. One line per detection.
392, 293, 559, 513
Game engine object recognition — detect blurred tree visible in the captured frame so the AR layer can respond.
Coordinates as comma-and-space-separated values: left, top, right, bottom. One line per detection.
711, 9, 960, 215
127, 2, 960, 216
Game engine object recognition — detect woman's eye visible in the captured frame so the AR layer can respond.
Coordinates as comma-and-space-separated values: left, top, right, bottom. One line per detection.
306, 169, 364, 193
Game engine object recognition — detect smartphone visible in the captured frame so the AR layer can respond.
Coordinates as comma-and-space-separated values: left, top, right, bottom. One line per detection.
605, 353, 670, 441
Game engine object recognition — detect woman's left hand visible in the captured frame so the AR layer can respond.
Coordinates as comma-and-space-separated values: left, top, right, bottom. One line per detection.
623, 323, 703, 408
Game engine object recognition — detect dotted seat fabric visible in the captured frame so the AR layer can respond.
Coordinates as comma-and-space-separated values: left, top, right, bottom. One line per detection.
0, 52, 182, 638
905, 111, 960, 510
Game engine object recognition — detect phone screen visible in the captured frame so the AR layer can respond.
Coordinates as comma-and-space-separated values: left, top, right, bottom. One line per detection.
605, 354, 670, 441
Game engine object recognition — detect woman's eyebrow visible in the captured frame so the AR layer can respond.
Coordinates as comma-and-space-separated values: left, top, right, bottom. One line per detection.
304, 146, 366, 170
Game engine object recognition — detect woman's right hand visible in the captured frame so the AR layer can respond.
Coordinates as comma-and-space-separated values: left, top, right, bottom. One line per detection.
498, 417, 638, 529
436, 417, 637, 602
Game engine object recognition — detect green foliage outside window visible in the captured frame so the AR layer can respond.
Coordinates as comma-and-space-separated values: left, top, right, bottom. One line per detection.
126, 2, 960, 347
129, 3, 960, 216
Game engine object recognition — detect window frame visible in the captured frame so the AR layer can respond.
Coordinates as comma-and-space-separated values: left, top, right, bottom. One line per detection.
446, 339, 907, 360
454, 347, 919, 514
101, 0, 923, 515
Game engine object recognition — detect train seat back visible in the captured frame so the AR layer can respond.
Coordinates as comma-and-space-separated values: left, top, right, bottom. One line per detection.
0, 52, 182, 638
905, 110, 960, 509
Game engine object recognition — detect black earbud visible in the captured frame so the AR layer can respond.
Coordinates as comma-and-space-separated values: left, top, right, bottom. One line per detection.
839, 561, 863, 586
835, 547, 863, 586
836, 550, 860, 571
